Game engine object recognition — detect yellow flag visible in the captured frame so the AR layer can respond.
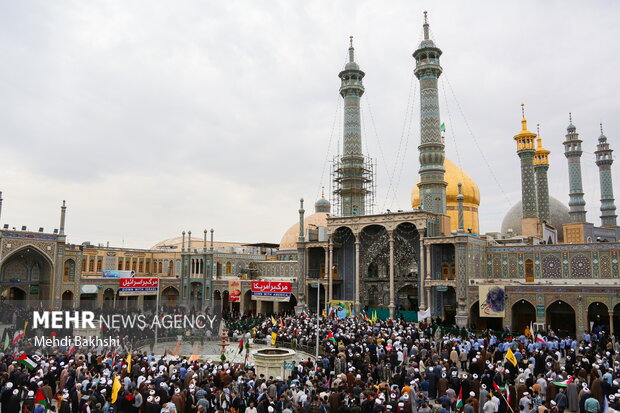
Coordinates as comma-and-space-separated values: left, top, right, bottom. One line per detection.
271, 331, 277, 345
126, 352, 132, 372
111, 375, 121, 403
271, 316, 277, 325
505, 347, 517, 367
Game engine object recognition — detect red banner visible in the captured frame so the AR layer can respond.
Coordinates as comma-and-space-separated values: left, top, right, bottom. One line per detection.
119, 277, 159, 296
251, 281, 291, 302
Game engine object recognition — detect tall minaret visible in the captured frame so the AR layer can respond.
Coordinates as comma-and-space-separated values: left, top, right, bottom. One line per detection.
414, 12, 446, 216
337, 36, 367, 216
594, 123, 617, 227
563, 113, 587, 222
514, 105, 539, 236
534, 124, 551, 223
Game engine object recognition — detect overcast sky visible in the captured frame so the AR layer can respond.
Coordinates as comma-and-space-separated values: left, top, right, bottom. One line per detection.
1, 1, 619, 248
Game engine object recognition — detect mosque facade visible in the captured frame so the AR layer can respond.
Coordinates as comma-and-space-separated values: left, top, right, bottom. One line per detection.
0, 13, 619, 339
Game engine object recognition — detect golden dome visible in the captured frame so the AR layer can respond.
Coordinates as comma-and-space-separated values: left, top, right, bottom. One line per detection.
411, 158, 480, 207
279, 212, 329, 251
411, 157, 480, 233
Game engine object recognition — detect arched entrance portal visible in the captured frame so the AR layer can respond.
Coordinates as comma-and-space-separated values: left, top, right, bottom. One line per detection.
103, 288, 115, 309
546, 300, 576, 337
279, 294, 297, 315
62, 290, 74, 309
512, 300, 536, 332
213, 290, 222, 315
587, 302, 610, 335
0, 246, 53, 301
5, 286, 27, 302
162, 286, 179, 307
242, 290, 256, 315
397, 284, 419, 311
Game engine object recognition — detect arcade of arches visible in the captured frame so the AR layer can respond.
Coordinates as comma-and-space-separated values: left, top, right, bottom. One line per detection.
468, 298, 619, 337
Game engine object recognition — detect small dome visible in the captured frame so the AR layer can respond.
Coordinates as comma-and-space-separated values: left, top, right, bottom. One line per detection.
345, 61, 359, 70
279, 212, 329, 251
314, 197, 331, 213
501, 196, 570, 242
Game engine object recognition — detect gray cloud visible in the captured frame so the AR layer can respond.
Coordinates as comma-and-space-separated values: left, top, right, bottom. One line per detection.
1, 0, 618, 248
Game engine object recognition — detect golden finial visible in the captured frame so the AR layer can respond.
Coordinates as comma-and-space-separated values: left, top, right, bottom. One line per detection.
424, 11, 428, 24
321, 186, 325, 199
521, 103, 525, 119
537, 123, 540, 136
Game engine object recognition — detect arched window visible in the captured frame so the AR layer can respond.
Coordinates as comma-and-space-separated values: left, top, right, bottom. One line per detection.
225, 262, 232, 275
525, 259, 534, 282
159, 262, 163, 273
168, 260, 174, 276
31, 263, 41, 282
64, 259, 76, 282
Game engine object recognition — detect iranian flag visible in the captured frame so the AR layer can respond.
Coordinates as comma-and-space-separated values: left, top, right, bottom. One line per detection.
456, 387, 463, 409
34, 388, 47, 407
17, 354, 37, 370
302, 309, 311, 318
327, 332, 337, 345
12, 330, 25, 346
67, 345, 77, 358
536, 334, 547, 344
238, 338, 244, 354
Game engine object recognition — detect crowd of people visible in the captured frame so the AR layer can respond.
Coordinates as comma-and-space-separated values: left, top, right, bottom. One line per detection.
1, 310, 619, 413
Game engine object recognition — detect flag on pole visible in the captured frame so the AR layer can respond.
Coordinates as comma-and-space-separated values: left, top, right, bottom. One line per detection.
506, 385, 511, 405
440, 123, 446, 132
417, 307, 431, 321
505, 347, 517, 367
279, 317, 284, 331
34, 388, 47, 407
536, 334, 547, 344
2, 331, 8, 351
238, 338, 244, 354
126, 353, 132, 372
327, 332, 337, 345
271, 316, 277, 325
371, 311, 377, 323
111, 375, 121, 403
456, 387, 463, 409
12, 330, 25, 346
68, 345, 77, 358
271, 331, 277, 345
302, 309, 311, 318
17, 354, 37, 370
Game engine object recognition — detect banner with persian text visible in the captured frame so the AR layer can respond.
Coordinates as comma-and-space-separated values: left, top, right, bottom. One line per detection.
118, 277, 159, 296
251, 281, 291, 302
